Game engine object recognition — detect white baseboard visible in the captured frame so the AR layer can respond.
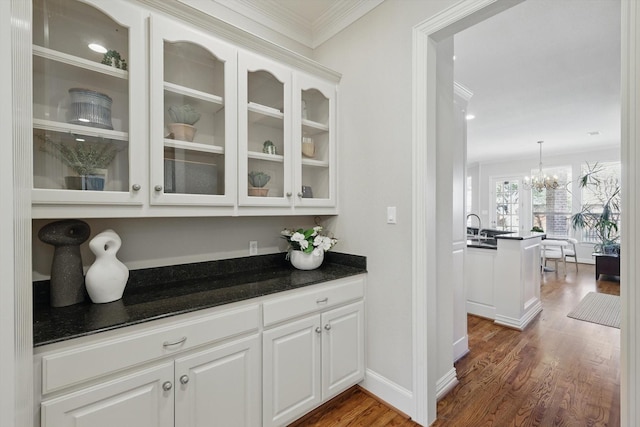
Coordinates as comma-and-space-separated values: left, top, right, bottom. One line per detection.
360, 368, 414, 417
453, 334, 469, 362
436, 367, 459, 400
466, 300, 495, 319
494, 300, 542, 331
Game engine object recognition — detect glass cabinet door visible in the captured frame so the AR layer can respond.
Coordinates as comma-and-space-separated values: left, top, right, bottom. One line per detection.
32, 0, 145, 209
150, 15, 237, 206
238, 52, 292, 207
294, 74, 337, 208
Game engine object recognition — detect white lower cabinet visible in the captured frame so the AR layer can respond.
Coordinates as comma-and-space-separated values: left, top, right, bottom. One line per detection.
41, 362, 175, 427
36, 276, 366, 427
41, 334, 261, 427
37, 304, 261, 427
174, 335, 261, 427
263, 300, 364, 427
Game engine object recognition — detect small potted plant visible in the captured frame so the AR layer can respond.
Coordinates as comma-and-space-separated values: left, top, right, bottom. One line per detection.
167, 104, 201, 142
101, 50, 127, 70
248, 171, 270, 196
262, 140, 277, 155
41, 138, 118, 191
281, 226, 338, 270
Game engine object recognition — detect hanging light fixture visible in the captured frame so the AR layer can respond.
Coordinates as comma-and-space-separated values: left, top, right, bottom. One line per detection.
523, 141, 559, 191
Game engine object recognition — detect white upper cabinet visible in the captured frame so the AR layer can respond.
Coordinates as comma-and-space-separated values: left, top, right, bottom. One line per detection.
294, 73, 337, 209
149, 14, 237, 207
238, 52, 338, 213
238, 51, 293, 207
32, 0, 146, 212
30, 1, 339, 218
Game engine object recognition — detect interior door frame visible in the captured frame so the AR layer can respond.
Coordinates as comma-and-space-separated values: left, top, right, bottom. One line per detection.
412, 0, 635, 425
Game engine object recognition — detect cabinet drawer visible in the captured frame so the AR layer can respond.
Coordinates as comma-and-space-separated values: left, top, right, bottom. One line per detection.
263, 276, 364, 327
41, 304, 259, 394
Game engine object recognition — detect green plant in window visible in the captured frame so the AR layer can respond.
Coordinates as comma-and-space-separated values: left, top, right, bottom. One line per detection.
570, 162, 621, 253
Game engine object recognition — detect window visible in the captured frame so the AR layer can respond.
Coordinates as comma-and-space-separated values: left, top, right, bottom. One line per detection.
579, 161, 621, 243
495, 180, 519, 232
531, 166, 572, 237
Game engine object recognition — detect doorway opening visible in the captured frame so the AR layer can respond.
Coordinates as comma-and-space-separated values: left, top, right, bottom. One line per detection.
412, 1, 629, 425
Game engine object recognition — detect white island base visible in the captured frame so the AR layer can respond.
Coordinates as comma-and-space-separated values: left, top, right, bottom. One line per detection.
466, 234, 543, 330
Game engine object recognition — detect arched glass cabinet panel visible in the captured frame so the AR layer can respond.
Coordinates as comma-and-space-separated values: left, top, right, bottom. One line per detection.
32, 0, 145, 211
150, 14, 237, 206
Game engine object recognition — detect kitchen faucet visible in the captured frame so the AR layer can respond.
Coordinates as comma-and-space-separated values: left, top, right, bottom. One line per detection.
466, 213, 484, 238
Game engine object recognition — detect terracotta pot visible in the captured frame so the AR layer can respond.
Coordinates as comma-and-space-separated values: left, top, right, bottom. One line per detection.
248, 187, 269, 197
168, 123, 197, 142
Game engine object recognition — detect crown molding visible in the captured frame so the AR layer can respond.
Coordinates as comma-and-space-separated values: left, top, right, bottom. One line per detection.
137, 0, 341, 82
214, 0, 384, 49
214, 0, 313, 47
312, 0, 384, 48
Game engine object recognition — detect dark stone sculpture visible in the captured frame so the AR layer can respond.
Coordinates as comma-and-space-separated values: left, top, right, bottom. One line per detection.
38, 219, 91, 307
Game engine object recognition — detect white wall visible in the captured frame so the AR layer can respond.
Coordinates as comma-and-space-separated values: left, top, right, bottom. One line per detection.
32, 216, 320, 279
313, 0, 459, 411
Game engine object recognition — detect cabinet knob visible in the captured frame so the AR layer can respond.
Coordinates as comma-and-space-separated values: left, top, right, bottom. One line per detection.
286, 192, 292, 197
132, 184, 141, 191
324, 324, 332, 331
155, 185, 163, 192
180, 375, 189, 385
315, 327, 322, 334
297, 192, 303, 198
162, 381, 173, 391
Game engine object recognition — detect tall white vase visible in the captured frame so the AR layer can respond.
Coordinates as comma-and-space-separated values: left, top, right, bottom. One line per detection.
85, 229, 129, 304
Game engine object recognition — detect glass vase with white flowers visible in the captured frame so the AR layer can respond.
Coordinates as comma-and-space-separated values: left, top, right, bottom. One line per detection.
281, 226, 338, 270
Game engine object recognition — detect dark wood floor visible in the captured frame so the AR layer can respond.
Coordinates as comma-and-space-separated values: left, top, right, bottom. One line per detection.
289, 263, 621, 427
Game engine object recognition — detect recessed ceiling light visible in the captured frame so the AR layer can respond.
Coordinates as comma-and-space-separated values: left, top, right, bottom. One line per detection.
75, 138, 85, 142
465, 114, 475, 120
587, 131, 600, 136
88, 43, 107, 53
78, 118, 90, 122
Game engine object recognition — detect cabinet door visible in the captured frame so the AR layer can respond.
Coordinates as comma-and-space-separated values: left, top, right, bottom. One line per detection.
238, 51, 293, 207
41, 362, 174, 427
293, 73, 337, 209
321, 301, 365, 401
263, 315, 321, 427
32, 0, 146, 215
174, 334, 261, 427
149, 14, 237, 207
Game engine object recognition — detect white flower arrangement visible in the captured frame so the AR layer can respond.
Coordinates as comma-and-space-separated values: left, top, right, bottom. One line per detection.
281, 226, 338, 256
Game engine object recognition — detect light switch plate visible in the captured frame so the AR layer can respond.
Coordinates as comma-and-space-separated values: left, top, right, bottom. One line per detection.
387, 206, 397, 224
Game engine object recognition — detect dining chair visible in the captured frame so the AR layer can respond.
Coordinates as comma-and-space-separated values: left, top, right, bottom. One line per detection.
540, 240, 567, 277
563, 238, 579, 272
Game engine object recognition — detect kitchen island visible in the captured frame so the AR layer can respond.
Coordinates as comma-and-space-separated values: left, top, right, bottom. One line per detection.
466, 232, 544, 330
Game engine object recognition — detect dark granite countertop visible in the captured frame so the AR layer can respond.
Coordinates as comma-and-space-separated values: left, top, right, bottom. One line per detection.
33, 252, 366, 347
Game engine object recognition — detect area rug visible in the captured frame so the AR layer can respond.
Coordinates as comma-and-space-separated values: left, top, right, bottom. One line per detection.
567, 292, 620, 328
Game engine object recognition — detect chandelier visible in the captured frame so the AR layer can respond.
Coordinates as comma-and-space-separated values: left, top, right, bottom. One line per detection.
522, 141, 559, 191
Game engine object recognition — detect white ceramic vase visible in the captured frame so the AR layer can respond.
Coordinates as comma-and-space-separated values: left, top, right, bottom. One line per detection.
290, 250, 324, 270
85, 229, 129, 304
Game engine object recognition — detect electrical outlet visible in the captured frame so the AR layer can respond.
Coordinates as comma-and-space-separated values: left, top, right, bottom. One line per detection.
249, 241, 258, 255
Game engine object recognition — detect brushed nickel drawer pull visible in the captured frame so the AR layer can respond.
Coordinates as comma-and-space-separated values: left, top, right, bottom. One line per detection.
316, 297, 328, 304
163, 336, 187, 347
